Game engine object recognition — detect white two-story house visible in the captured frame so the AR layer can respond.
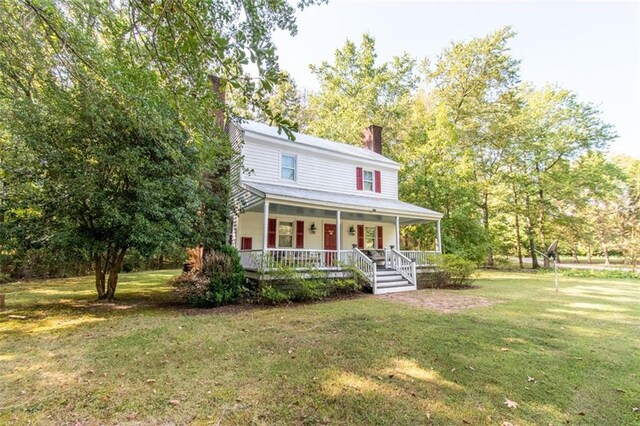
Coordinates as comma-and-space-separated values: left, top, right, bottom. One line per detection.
227, 119, 443, 294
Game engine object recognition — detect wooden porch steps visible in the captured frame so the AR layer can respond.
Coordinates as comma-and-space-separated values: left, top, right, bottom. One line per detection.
374, 268, 416, 295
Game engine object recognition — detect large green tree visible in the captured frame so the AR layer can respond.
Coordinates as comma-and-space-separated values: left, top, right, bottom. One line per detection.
304, 33, 418, 151
0, 0, 319, 298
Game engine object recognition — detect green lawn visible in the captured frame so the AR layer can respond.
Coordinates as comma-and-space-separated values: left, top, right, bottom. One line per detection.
1, 271, 638, 425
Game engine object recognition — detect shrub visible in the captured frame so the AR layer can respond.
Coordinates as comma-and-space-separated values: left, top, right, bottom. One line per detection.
171, 245, 245, 307
420, 254, 476, 289
253, 264, 362, 304
0, 272, 12, 284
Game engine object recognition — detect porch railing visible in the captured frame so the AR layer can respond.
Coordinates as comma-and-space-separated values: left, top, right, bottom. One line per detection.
239, 248, 342, 271
351, 247, 377, 291
387, 248, 416, 286
399, 250, 440, 266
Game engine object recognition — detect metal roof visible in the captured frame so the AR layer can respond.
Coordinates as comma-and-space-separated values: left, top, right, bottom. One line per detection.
238, 120, 399, 167
244, 182, 443, 220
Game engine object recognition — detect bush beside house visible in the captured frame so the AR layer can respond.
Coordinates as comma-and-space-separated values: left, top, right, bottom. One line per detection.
418, 254, 476, 289
171, 246, 245, 307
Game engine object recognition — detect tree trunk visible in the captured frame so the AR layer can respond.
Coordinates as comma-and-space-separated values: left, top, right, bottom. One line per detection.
535, 164, 550, 268
104, 248, 127, 300
514, 214, 523, 269
572, 249, 579, 263
511, 181, 524, 269
94, 255, 106, 299
602, 244, 610, 266
524, 195, 539, 269
587, 245, 593, 264
482, 193, 494, 268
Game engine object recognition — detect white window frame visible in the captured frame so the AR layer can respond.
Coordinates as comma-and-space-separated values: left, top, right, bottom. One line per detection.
363, 170, 374, 192
364, 226, 376, 249
280, 153, 297, 182
278, 220, 294, 248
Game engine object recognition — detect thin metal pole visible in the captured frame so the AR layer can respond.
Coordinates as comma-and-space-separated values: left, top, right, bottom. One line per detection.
554, 258, 558, 292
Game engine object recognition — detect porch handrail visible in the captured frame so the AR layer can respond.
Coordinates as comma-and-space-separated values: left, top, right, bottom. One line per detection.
351, 246, 377, 292
398, 250, 440, 266
261, 248, 339, 270
388, 247, 416, 286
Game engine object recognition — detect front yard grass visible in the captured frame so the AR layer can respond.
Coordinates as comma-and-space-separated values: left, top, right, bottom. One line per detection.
1, 270, 638, 425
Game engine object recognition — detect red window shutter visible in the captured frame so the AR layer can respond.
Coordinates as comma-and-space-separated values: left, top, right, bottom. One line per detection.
377, 226, 383, 249
356, 167, 363, 190
241, 237, 253, 250
267, 218, 277, 248
375, 170, 381, 193
357, 225, 364, 249
296, 221, 304, 248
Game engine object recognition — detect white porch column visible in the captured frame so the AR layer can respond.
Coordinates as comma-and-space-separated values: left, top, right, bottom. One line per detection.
336, 210, 342, 257
437, 219, 442, 253
395, 216, 400, 249
262, 200, 270, 252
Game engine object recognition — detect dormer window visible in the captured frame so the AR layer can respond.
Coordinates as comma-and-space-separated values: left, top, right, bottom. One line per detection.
281, 154, 296, 181
363, 170, 374, 191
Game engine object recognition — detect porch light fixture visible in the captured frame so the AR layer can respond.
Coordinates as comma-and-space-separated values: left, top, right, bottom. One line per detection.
349, 225, 356, 235
310, 222, 317, 234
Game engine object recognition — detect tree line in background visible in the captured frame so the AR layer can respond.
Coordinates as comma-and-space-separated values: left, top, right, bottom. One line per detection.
240, 28, 639, 269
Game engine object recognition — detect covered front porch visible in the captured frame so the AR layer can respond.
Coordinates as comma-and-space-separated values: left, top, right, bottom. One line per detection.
232, 184, 443, 293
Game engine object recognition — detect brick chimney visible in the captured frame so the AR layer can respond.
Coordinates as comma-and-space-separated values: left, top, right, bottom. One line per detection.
363, 124, 383, 154
209, 75, 226, 129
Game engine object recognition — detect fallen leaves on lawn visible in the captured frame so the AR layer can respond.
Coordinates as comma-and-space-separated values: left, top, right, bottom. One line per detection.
169, 399, 180, 406
504, 398, 518, 409
527, 376, 536, 382
501, 422, 514, 426
146, 379, 156, 384
500, 347, 509, 352
632, 407, 638, 413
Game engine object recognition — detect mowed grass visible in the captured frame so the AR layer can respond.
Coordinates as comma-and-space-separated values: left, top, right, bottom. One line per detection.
0, 271, 638, 425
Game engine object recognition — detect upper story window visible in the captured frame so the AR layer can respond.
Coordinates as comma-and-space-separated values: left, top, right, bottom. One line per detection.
357, 167, 381, 193
281, 154, 296, 181
363, 170, 374, 192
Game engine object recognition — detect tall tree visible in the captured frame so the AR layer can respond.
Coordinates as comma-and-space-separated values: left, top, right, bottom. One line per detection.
304, 33, 418, 151
509, 85, 616, 267
0, 0, 320, 298
425, 26, 521, 266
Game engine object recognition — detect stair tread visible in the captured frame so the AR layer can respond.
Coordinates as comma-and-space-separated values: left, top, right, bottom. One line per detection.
376, 281, 411, 288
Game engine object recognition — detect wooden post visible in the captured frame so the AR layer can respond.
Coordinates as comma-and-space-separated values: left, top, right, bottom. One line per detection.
395, 216, 400, 249
336, 210, 342, 261
262, 200, 270, 252
0, 294, 5, 309
436, 219, 442, 253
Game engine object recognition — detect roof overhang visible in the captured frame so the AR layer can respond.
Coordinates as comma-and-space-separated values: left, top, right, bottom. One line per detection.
241, 183, 443, 223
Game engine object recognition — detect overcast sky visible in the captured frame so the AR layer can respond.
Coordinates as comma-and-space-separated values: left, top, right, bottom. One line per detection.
272, 0, 639, 158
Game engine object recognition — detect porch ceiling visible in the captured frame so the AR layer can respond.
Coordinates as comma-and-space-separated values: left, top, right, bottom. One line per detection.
245, 201, 432, 224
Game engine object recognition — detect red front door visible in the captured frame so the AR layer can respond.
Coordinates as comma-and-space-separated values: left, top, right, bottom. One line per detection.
324, 224, 337, 266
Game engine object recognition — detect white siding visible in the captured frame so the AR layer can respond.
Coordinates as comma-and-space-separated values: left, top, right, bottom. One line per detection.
237, 212, 396, 251
241, 136, 399, 200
